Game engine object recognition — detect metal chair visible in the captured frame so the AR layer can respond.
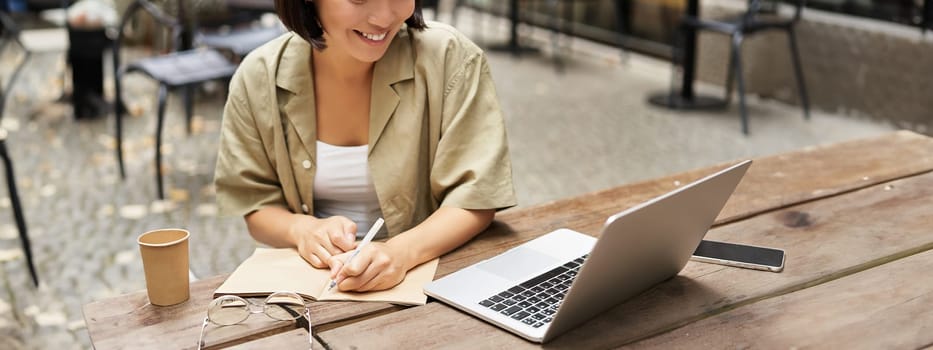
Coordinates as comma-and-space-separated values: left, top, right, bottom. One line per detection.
0, 128, 35, 287
195, 24, 283, 61
194, 0, 285, 61
0, 11, 32, 114
680, 0, 810, 135
112, 0, 237, 199
0, 10, 39, 288
449, 0, 628, 71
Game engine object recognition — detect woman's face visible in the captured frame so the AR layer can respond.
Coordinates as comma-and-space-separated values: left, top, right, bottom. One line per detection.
314, 0, 415, 63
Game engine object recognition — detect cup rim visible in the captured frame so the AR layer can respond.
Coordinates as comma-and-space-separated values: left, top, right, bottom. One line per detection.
138, 228, 190, 247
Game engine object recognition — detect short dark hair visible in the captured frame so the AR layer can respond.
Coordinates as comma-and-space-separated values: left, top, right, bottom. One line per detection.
275, 0, 427, 50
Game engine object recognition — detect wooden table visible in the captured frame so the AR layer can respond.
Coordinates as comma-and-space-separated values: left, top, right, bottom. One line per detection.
84, 130, 933, 349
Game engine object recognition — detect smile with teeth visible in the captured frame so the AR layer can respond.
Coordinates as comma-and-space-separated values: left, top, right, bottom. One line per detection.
356, 30, 387, 41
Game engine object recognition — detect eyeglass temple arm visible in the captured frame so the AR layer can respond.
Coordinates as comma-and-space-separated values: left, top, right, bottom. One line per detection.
305, 308, 313, 348
196, 317, 209, 350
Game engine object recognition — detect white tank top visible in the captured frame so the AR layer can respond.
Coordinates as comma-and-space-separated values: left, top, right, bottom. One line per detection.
313, 141, 386, 238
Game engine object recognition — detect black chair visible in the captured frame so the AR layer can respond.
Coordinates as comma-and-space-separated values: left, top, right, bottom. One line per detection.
0, 11, 39, 288
194, 0, 285, 61
196, 24, 283, 61
450, 0, 628, 72
112, 0, 237, 199
0, 0, 68, 106
0, 11, 32, 113
0, 128, 35, 287
680, 0, 810, 135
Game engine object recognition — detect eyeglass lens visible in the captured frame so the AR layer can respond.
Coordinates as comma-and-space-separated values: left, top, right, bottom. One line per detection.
263, 292, 307, 321
207, 295, 250, 326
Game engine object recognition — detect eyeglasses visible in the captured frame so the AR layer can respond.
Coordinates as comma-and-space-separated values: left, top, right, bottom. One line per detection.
197, 291, 312, 349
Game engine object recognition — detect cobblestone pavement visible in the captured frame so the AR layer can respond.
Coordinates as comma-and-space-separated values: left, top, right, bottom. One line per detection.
0, 11, 896, 350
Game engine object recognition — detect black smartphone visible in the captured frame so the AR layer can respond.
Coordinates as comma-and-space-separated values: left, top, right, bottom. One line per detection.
691, 240, 785, 272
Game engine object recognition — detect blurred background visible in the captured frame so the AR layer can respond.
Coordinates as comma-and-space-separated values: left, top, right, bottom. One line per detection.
0, 0, 926, 348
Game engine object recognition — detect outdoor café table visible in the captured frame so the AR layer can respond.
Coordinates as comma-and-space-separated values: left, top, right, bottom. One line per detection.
648, 0, 726, 110
491, 0, 537, 56
84, 130, 933, 349
925, 0, 932, 33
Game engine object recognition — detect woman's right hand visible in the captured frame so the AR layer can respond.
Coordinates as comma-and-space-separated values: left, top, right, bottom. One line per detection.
290, 215, 358, 268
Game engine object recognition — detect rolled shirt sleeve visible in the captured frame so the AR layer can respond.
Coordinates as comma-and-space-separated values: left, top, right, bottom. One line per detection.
432, 52, 517, 211
213, 66, 288, 217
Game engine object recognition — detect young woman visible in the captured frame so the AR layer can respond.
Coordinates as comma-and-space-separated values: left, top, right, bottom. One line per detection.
214, 0, 516, 292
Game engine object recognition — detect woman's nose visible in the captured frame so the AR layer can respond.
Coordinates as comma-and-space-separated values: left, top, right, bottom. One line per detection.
367, 1, 397, 28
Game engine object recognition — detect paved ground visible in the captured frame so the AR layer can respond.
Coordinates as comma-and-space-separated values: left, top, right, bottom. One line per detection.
0, 9, 896, 350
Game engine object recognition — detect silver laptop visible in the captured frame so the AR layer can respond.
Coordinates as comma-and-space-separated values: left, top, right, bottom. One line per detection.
424, 160, 751, 343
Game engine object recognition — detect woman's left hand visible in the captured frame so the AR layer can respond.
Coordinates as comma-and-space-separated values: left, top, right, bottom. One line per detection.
327, 242, 411, 292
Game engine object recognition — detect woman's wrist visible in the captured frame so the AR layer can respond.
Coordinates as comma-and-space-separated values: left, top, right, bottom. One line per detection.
385, 234, 420, 271
287, 213, 315, 247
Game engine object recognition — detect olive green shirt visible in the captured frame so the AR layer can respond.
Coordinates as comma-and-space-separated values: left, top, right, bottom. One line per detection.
214, 22, 517, 236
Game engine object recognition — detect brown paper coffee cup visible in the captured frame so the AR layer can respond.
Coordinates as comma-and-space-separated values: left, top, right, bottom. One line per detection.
138, 228, 190, 306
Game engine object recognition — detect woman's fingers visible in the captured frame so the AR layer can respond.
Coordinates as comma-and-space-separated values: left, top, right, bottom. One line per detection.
333, 247, 405, 292
307, 253, 325, 268
328, 228, 356, 252
327, 252, 349, 279
333, 249, 368, 282
331, 247, 375, 288
356, 269, 389, 292
310, 243, 335, 268
338, 260, 379, 291
319, 231, 345, 256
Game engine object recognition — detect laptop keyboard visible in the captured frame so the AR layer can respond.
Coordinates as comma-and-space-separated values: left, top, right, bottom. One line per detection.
477, 254, 589, 328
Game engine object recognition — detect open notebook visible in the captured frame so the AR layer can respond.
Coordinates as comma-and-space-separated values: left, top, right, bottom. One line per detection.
214, 248, 439, 306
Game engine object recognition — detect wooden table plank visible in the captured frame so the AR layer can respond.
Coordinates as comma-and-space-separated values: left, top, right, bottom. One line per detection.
225, 329, 327, 350
317, 170, 933, 349
83, 274, 395, 349
83, 275, 251, 350
626, 249, 933, 349
437, 131, 933, 278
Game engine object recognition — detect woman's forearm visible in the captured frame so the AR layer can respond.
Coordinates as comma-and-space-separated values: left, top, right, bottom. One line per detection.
248, 206, 495, 272
244, 206, 305, 248
385, 207, 495, 271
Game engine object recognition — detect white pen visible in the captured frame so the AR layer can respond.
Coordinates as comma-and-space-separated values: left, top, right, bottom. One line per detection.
327, 217, 384, 291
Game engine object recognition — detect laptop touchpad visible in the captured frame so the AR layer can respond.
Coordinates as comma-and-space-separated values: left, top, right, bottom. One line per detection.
477, 247, 560, 281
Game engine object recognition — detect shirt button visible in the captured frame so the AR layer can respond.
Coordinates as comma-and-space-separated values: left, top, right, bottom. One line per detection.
302, 160, 311, 169
301, 204, 309, 213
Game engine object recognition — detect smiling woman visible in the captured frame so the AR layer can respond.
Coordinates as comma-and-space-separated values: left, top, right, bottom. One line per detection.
213, 0, 517, 293
276, 0, 422, 58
